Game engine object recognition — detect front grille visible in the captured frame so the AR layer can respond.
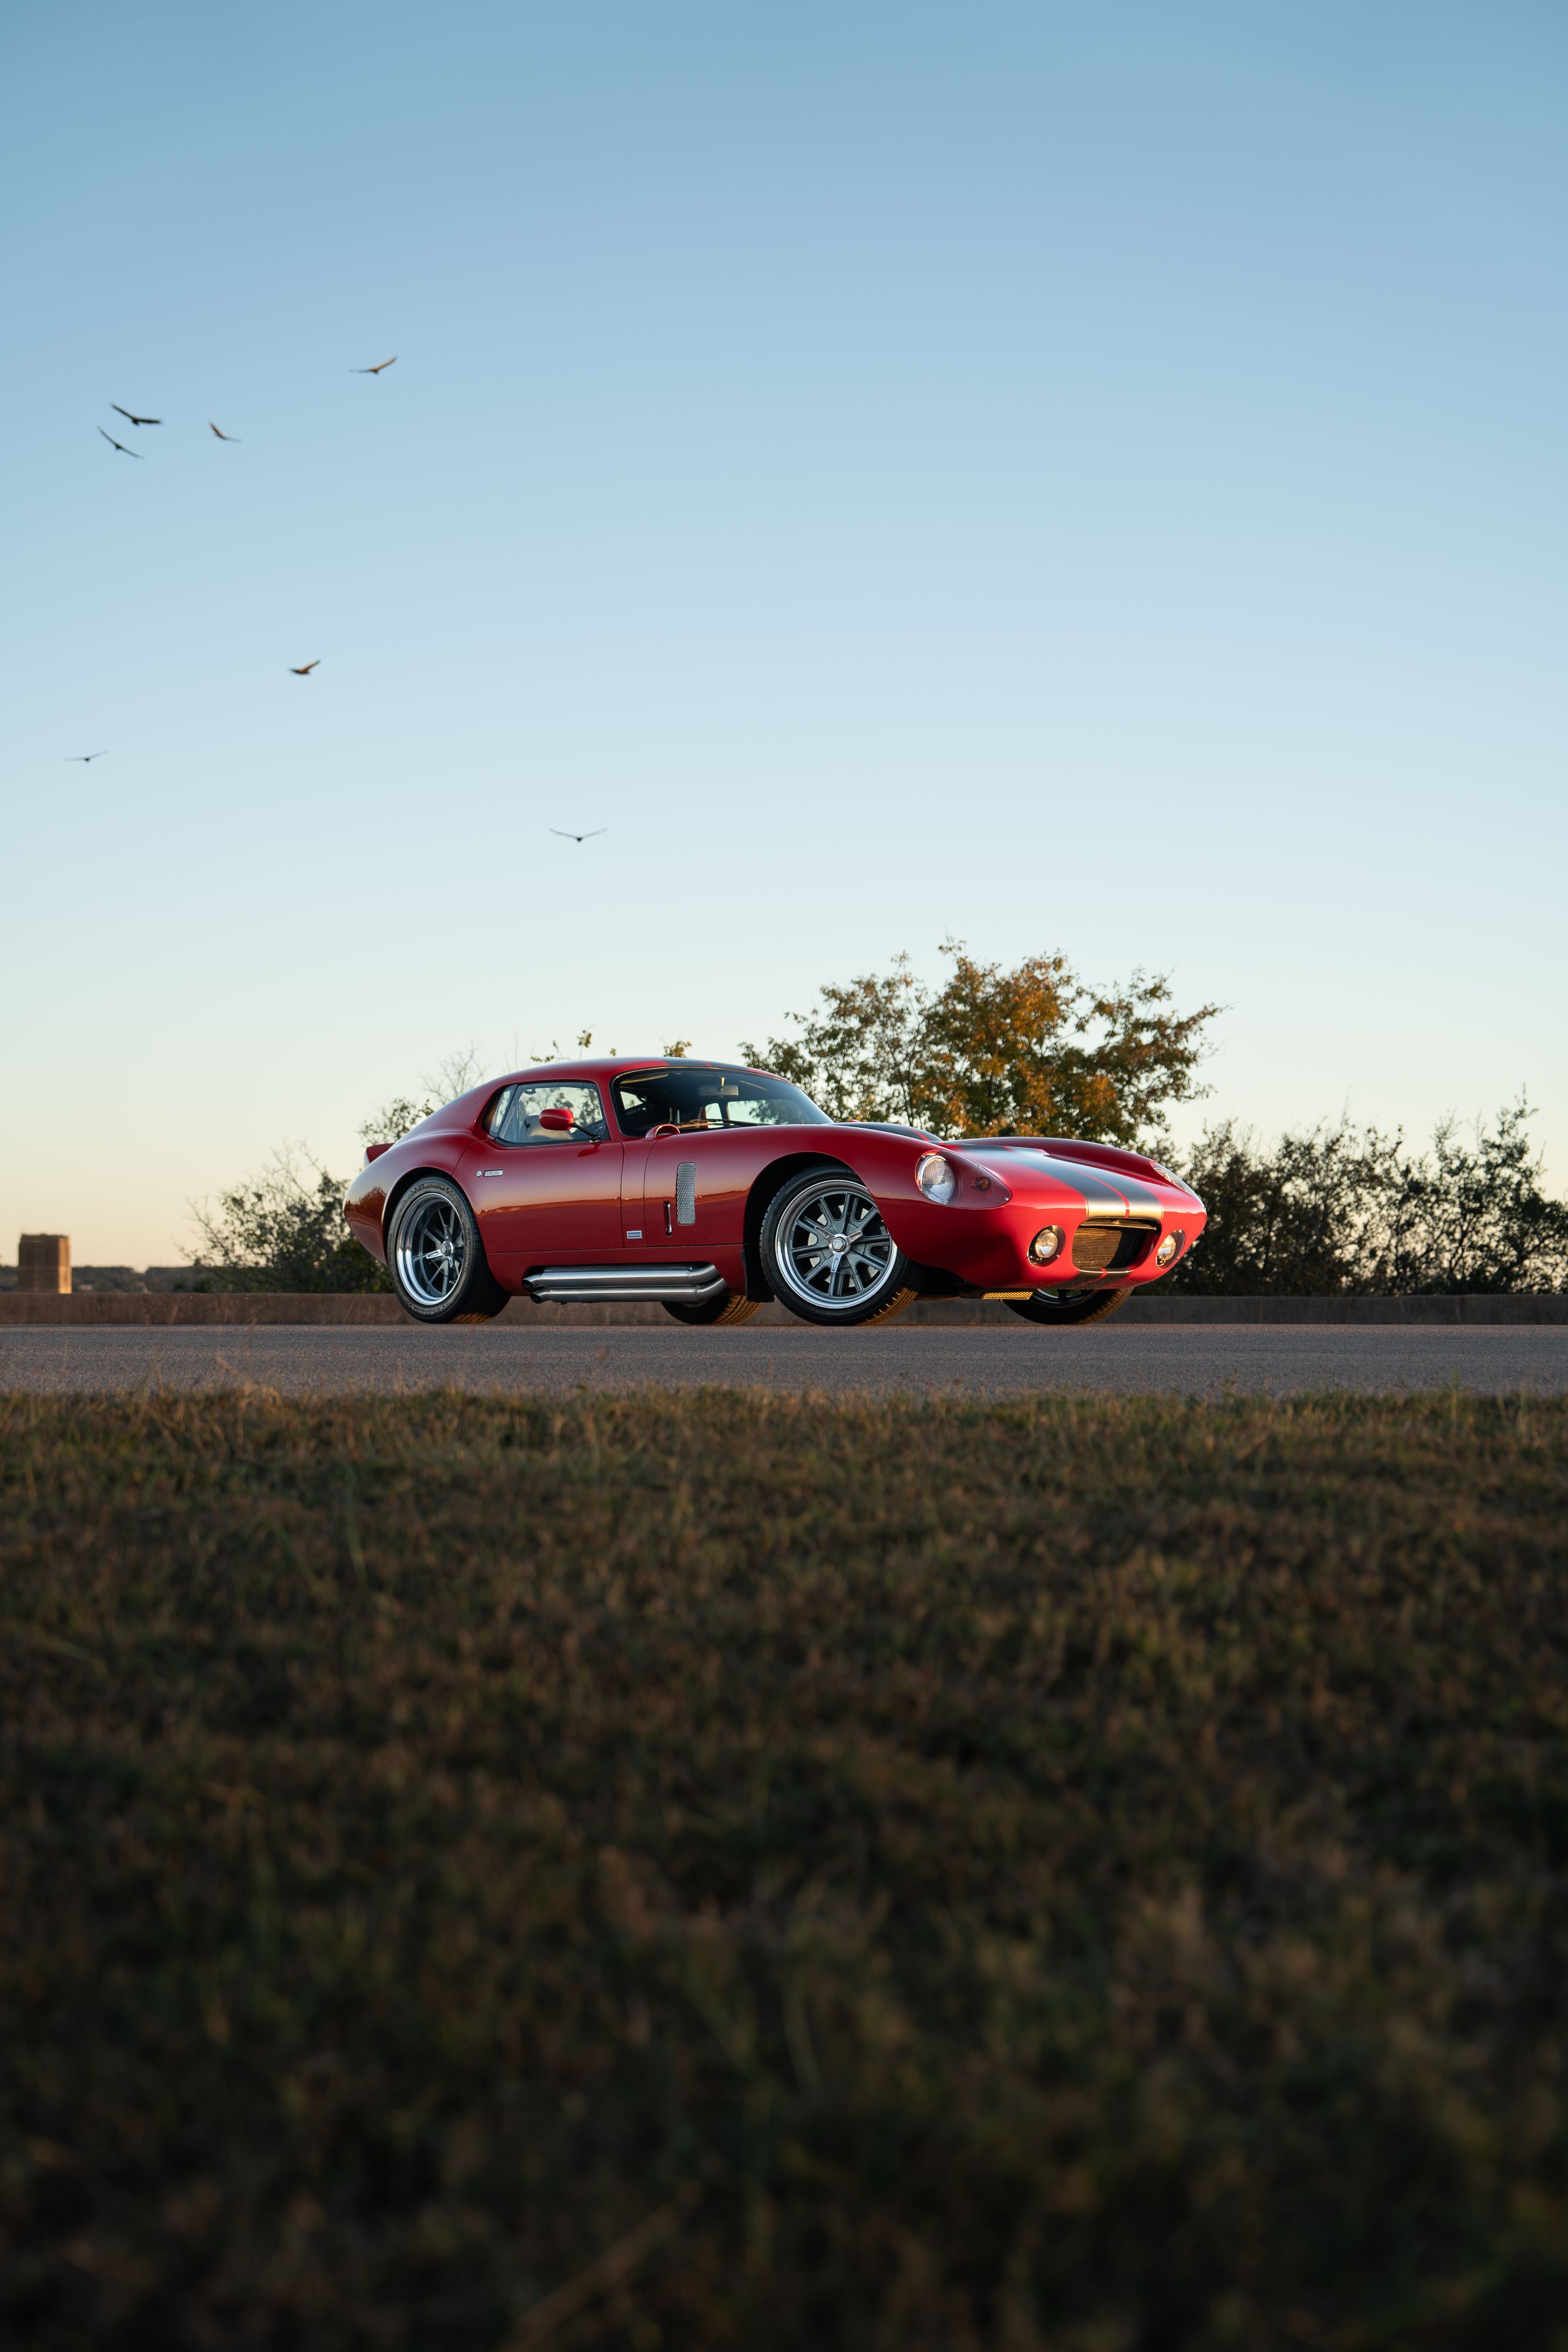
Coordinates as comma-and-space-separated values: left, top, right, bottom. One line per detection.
1071, 1221, 1157, 1274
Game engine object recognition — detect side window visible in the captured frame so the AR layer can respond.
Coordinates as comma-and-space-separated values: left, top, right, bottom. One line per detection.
485, 1082, 608, 1145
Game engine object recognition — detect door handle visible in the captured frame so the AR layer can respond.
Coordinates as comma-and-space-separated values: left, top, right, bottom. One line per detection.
664, 1201, 673, 1236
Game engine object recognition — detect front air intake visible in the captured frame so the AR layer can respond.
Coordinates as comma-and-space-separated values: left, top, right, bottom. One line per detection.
1070, 1221, 1158, 1275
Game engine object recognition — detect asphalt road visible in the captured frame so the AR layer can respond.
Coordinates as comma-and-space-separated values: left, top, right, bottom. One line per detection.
2, 1326, 1565, 1396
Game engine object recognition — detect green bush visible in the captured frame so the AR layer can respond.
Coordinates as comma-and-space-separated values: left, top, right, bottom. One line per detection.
186, 1150, 392, 1294
183, 1052, 481, 1293
1172, 1100, 1568, 1294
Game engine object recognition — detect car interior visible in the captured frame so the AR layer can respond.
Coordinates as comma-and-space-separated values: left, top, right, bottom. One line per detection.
611, 1068, 824, 1136
486, 1084, 609, 1144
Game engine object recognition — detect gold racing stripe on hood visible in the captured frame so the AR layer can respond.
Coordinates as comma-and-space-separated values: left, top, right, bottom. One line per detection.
996, 1151, 1165, 1221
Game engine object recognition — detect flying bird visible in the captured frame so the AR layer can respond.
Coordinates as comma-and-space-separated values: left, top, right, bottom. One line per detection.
111, 405, 161, 426
99, 427, 143, 457
289, 661, 320, 676
209, 422, 240, 440
551, 827, 607, 843
352, 356, 397, 373
66, 750, 108, 763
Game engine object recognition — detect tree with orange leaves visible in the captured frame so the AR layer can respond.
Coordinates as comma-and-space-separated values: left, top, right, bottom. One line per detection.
743, 940, 1218, 1145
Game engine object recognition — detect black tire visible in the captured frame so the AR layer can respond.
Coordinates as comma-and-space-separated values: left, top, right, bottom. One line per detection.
663, 1290, 762, 1327
759, 1164, 918, 1327
386, 1175, 508, 1325
1006, 1284, 1132, 1328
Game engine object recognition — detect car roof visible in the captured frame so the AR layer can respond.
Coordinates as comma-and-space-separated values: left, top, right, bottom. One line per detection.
487, 1056, 774, 1087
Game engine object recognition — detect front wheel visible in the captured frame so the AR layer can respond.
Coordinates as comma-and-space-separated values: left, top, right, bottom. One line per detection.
663, 1291, 762, 1327
387, 1176, 508, 1324
760, 1167, 918, 1327
1006, 1284, 1132, 1328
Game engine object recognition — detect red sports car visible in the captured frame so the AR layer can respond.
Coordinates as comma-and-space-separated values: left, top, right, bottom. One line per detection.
344, 1057, 1205, 1327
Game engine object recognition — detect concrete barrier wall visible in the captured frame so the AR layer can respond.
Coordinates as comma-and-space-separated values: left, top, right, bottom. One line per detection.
0, 1294, 419, 1326
1, 1292, 1564, 1327
1121, 1294, 1568, 1325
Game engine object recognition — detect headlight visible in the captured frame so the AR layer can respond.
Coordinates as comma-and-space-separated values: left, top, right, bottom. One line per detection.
915, 1152, 957, 1204
1155, 1228, 1184, 1267
1028, 1225, 1064, 1264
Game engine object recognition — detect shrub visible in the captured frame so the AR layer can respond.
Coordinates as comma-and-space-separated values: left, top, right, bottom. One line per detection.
186, 1148, 391, 1294
1172, 1099, 1568, 1294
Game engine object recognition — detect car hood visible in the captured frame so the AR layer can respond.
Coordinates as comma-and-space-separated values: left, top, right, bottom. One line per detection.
960, 1144, 1178, 1220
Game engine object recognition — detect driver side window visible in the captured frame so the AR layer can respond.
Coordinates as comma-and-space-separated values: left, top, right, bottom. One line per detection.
486, 1082, 607, 1145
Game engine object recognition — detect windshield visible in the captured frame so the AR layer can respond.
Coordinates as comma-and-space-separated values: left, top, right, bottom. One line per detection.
611, 1065, 830, 1137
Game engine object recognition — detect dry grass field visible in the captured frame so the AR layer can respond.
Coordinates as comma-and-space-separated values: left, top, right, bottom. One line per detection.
2, 1388, 1566, 2351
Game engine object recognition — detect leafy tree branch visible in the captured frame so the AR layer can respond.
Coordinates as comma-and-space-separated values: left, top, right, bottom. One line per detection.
744, 940, 1219, 1144
1171, 1099, 1568, 1294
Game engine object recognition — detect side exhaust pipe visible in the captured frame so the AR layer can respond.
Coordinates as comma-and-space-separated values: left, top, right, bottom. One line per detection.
524, 1262, 728, 1305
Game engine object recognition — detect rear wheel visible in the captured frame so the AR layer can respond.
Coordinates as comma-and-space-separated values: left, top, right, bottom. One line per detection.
760, 1167, 918, 1327
663, 1291, 762, 1327
387, 1176, 508, 1324
1006, 1284, 1132, 1327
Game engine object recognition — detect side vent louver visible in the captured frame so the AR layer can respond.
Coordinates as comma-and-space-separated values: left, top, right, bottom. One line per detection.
675, 1161, 697, 1227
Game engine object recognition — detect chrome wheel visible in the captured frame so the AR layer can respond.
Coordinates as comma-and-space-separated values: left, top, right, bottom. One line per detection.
1006, 1282, 1132, 1328
394, 1195, 469, 1307
775, 1181, 897, 1310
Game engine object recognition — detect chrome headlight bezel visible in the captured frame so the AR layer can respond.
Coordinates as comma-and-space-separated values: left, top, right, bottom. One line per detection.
914, 1151, 958, 1204
1028, 1225, 1065, 1265
1155, 1228, 1184, 1268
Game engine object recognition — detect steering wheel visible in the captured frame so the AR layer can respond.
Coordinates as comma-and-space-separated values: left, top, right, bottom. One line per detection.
648, 1122, 683, 1140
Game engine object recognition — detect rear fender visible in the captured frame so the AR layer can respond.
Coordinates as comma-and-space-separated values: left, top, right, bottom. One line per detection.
364, 1146, 476, 1266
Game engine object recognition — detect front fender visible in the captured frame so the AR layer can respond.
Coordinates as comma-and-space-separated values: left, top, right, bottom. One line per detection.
736, 1130, 1011, 1288
741, 1147, 862, 1298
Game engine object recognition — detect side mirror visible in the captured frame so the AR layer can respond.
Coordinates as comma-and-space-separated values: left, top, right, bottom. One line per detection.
648, 1122, 683, 1140
539, 1106, 573, 1134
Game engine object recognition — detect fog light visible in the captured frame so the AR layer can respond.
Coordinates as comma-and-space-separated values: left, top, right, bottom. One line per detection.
1028, 1225, 1064, 1265
915, 1152, 957, 1204
1155, 1228, 1184, 1268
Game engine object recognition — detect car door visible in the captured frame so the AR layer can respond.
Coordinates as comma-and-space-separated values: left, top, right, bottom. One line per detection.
460, 1080, 624, 1277
633, 1125, 751, 1258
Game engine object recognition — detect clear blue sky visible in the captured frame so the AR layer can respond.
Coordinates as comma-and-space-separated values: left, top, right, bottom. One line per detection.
4, 1, 1564, 1264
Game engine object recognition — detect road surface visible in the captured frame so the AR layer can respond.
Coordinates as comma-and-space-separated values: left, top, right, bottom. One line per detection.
2, 1326, 1564, 1396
